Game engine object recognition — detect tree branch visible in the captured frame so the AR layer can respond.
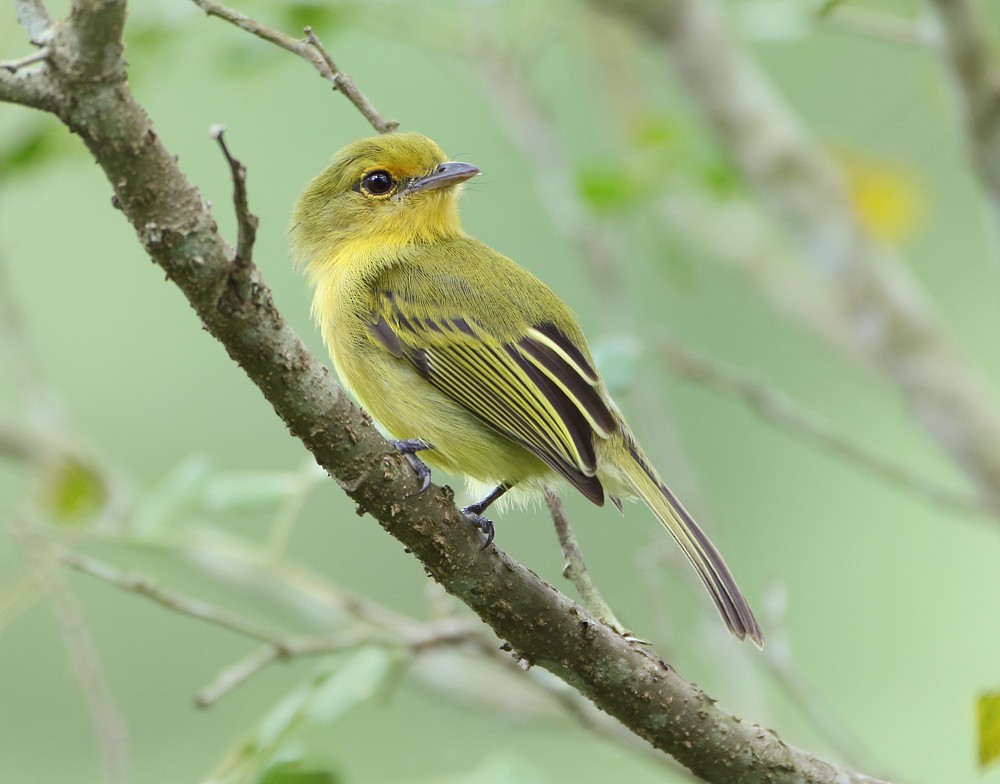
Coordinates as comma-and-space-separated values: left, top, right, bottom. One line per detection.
0, 4, 888, 782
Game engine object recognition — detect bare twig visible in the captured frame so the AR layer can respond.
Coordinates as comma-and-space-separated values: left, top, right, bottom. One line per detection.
59, 548, 288, 646
196, 645, 281, 707
661, 340, 997, 519
190, 0, 397, 133
211, 125, 258, 266
545, 490, 627, 634
0, 48, 49, 72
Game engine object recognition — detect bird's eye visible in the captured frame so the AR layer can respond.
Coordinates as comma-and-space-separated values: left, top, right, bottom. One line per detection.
360, 170, 395, 197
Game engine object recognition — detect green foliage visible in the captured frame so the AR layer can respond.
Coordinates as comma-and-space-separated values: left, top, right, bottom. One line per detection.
575, 163, 641, 213
39, 454, 108, 524
279, 3, 349, 35
979, 691, 1000, 768
211, 650, 394, 784
0, 121, 70, 177
258, 762, 339, 784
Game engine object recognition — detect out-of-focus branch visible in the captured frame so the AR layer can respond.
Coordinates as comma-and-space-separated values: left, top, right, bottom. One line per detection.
661, 340, 998, 519
927, 0, 1000, 243
588, 0, 1000, 512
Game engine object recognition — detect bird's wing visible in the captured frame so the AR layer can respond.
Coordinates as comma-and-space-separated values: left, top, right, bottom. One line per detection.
368, 288, 617, 505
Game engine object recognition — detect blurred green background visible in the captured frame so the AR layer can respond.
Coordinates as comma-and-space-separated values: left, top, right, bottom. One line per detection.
2, 1, 1000, 782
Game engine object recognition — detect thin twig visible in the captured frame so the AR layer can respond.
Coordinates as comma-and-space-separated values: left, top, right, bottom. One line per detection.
0, 48, 49, 73
196, 645, 281, 707
59, 548, 288, 646
661, 340, 998, 519
544, 490, 628, 634
190, 0, 397, 133
210, 125, 258, 265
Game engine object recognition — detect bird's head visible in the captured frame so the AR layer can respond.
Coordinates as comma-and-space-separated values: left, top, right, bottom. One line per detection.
291, 132, 479, 265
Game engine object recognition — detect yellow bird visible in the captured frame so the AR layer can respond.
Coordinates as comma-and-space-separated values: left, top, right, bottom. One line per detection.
292, 132, 762, 646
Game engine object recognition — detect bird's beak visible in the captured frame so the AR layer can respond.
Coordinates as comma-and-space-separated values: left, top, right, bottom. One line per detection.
402, 161, 480, 196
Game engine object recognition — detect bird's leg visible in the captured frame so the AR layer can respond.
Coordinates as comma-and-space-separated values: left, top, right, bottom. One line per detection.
390, 439, 434, 495
461, 483, 511, 550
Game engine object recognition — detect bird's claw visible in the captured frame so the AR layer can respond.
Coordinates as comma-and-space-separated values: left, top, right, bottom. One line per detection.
390, 439, 433, 496
461, 508, 495, 550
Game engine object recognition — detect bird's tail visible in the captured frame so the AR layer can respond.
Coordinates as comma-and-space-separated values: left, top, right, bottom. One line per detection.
611, 436, 763, 647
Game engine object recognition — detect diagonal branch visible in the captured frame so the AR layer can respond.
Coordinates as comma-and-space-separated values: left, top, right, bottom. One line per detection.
0, 4, 886, 782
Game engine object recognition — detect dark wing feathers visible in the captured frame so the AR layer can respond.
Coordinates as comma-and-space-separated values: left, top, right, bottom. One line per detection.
371, 291, 613, 505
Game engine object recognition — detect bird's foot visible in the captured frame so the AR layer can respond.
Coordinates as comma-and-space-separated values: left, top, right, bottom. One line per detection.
460, 507, 495, 550
390, 439, 433, 496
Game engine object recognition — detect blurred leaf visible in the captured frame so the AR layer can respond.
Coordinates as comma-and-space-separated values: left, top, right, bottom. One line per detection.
0, 122, 69, 177
39, 454, 108, 524
210, 651, 392, 784
700, 156, 742, 196
257, 760, 339, 784
256, 682, 314, 750
979, 691, 1000, 767
130, 454, 212, 536
281, 3, 348, 35
575, 164, 640, 213
306, 648, 394, 725
631, 115, 683, 151
817, 0, 848, 17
